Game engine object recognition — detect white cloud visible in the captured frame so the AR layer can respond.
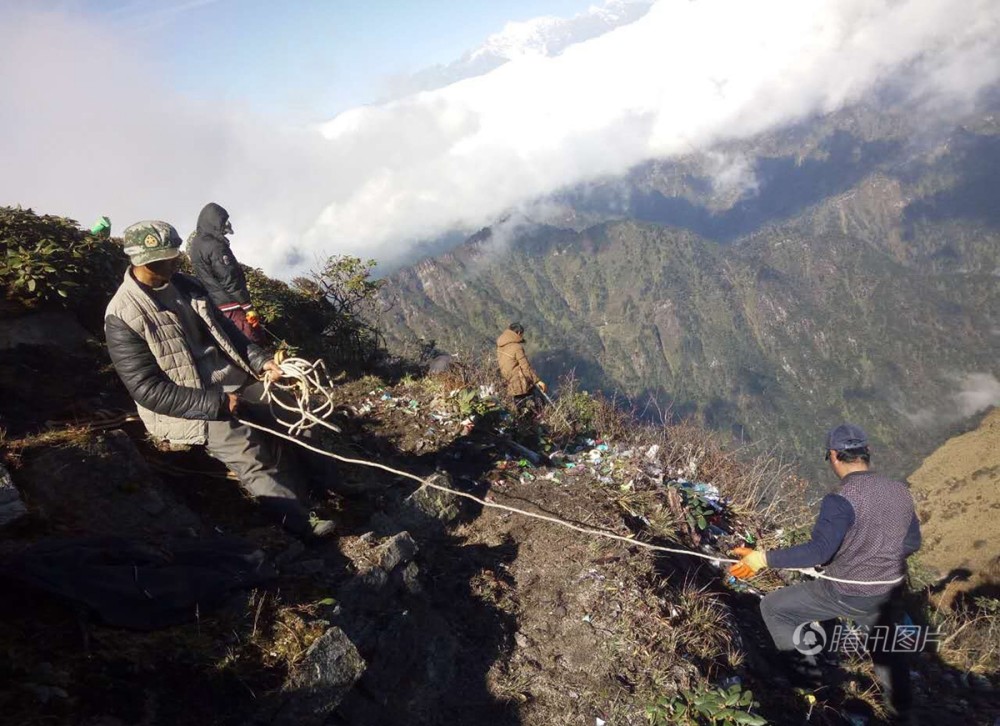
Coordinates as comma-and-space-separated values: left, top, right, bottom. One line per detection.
903, 372, 1000, 427
1, 0, 999, 277
310, 0, 1000, 268
704, 152, 759, 199
954, 373, 1000, 417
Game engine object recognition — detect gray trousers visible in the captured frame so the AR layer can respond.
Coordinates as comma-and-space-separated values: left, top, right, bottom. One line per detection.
204, 382, 313, 535
760, 578, 912, 716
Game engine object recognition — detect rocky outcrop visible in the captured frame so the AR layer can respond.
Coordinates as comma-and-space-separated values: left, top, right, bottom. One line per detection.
13, 430, 202, 538
0, 311, 95, 352
271, 627, 365, 726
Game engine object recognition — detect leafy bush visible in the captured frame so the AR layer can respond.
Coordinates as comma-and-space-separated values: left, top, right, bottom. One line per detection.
646, 683, 767, 725
538, 372, 634, 442
244, 255, 386, 373
0, 206, 125, 309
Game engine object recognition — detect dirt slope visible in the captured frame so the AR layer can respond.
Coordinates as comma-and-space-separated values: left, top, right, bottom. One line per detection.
909, 407, 1000, 579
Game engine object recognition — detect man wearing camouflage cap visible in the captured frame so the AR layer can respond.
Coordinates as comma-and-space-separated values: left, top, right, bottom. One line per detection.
104, 221, 334, 539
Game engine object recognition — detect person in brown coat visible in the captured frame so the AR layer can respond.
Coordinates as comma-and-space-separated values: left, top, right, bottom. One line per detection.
496, 323, 546, 409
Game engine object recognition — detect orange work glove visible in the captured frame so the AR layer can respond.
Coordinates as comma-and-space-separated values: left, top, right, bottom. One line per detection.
729, 546, 768, 580
245, 309, 260, 328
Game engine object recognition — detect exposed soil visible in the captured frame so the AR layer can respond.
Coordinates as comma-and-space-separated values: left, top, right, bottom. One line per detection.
909, 407, 1000, 580
1, 346, 998, 726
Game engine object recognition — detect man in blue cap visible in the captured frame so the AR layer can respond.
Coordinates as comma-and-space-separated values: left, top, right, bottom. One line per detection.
729, 423, 920, 722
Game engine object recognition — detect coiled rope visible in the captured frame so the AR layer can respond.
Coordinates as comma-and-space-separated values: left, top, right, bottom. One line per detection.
241, 357, 904, 588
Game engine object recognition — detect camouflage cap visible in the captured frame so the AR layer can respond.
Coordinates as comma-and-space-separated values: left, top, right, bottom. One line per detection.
121, 220, 182, 266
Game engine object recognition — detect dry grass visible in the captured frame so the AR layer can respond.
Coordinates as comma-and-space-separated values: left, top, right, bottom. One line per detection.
934, 599, 1000, 674
671, 578, 743, 669
0, 425, 95, 469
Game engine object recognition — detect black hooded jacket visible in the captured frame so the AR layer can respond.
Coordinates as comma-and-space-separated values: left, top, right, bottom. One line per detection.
187, 203, 252, 309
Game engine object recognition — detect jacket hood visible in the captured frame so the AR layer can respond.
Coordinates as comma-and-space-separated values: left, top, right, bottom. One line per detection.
196, 203, 230, 236
496, 329, 524, 347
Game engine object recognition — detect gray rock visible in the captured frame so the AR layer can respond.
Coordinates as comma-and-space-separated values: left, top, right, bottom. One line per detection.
0, 311, 95, 352
427, 354, 454, 374
0, 463, 28, 527
377, 531, 417, 571
16, 430, 202, 537
402, 474, 461, 524
275, 627, 364, 726
400, 561, 422, 595
285, 559, 326, 576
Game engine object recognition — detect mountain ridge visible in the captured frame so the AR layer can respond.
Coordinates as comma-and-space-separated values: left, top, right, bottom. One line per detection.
378, 106, 1000, 483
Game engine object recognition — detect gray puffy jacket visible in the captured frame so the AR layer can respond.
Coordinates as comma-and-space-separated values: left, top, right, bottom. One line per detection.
104, 270, 268, 444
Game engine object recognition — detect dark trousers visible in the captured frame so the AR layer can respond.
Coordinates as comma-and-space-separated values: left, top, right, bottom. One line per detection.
221, 307, 267, 346
760, 578, 913, 717
513, 388, 545, 416
203, 382, 334, 535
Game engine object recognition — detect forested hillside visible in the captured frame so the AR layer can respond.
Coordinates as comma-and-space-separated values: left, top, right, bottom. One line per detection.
379, 105, 1000, 481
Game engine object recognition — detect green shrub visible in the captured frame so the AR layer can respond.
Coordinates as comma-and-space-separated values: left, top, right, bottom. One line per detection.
646, 683, 767, 725
243, 255, 386, 374
0, 207, 125, 308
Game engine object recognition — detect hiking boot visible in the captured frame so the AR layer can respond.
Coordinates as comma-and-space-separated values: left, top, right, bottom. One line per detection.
308, 512, 336, 539
780, 653, 824, 688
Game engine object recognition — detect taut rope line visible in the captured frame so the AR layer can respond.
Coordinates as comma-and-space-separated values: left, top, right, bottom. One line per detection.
241, 357, 905, 588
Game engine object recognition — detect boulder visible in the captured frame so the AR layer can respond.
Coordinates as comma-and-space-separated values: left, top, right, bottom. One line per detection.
273, 627, 364, 726
401, 473, 461, 525
376, 531, 417, 571
0, 312, 95, 352
14, 430, 202, 538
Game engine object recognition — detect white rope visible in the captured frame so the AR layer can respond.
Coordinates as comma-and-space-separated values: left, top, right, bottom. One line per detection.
244, 359, 906, 588
261, 356, 340, 436
238, 415, 738, 566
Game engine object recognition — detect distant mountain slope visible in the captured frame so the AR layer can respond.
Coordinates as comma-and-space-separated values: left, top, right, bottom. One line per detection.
378, 106, 1000, 482
910, 407, 1000, 578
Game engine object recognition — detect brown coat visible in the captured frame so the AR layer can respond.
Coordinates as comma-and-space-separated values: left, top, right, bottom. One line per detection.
496, 329, 539, 397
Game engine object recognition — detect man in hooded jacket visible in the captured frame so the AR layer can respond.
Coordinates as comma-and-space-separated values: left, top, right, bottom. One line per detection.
496, 323, 546, 411
187, 203, 265, 344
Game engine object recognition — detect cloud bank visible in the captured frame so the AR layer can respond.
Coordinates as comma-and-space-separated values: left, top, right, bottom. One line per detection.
2, 1, 999, 276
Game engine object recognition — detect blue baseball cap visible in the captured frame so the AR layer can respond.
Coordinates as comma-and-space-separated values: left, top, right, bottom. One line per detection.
825, 423, 869, 452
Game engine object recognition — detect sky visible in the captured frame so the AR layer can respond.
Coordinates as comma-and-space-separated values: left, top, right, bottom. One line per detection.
1, 0, 999, 277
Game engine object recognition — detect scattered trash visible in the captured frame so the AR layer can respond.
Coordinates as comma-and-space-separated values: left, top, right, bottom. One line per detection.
804, 692, 816, 720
